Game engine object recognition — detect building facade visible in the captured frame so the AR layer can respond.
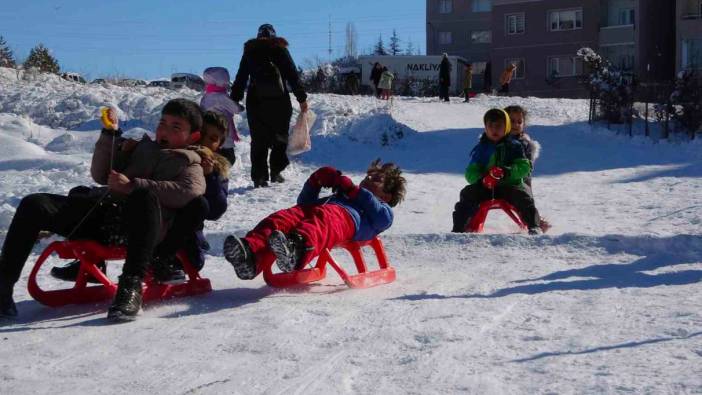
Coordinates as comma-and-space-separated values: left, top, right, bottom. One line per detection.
426, 0, 676, 97
676, 0, 702, 73
426, 0, 493, 88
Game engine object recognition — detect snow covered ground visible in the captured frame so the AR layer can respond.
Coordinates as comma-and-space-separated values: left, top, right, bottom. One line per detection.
0, 67, 701, 394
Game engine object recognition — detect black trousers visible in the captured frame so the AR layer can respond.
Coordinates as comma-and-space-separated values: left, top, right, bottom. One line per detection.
246, 99, 292, 183
439, 85, 450, 101
452, 183, 539, 232
155, 196, 208, 259
250, 134, 289, 183
0, 188, 161, 285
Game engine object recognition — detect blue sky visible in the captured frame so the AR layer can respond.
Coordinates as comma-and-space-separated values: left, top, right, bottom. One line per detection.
1, 0, 426, 80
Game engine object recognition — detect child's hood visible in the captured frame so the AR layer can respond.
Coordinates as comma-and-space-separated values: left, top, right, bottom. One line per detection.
203, 67, 230, 88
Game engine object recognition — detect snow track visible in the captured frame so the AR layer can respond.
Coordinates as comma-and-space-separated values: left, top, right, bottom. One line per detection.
0, 67, 701, 393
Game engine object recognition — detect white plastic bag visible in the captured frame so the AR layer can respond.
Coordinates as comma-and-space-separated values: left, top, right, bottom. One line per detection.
287, 110, 315, 156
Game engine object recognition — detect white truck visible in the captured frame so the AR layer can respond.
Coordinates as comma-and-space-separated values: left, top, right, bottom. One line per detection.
358, 55, 468, 95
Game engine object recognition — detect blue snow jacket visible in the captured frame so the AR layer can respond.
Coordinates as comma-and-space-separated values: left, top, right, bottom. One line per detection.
296, 180, 394, 241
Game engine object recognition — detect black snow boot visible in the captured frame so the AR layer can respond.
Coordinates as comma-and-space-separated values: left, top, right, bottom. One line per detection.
270, 173, 285, 183
268, 230, 309, 273
0, 280, 17, 318
107, 275, 143, 322
51, 260, 107, 283
223, 236, 257, 280
150, 255, 185, 283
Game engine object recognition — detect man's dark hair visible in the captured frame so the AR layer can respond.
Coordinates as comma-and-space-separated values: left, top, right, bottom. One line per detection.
483, 108, 507, 125
161, 98, 203, 133
368, 159, 406, 207
202, 111, 228, 143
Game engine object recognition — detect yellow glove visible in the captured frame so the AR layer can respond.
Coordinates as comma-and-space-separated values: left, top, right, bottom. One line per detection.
100, 107, 118, 130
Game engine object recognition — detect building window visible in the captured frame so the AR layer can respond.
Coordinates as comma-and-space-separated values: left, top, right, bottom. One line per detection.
439, 31, 452, 45
504, 58, 525, 79
682, 39, 702, 69
471, 30, 492, 43
472, 0, 491, 12
618, 8, 635, 25
547, 56, 584, 78
682, 0, 702, 18
472, 62, 487, 74
506, 13, 525, 35
601, 44, 635, 71
549, 9, 583, 31
439, 0, 452, 14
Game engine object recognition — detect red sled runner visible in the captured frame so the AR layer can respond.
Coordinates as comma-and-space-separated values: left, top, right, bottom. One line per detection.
465, 199, 527, 233
28, 240, 212, 307
262, 236, 395, 289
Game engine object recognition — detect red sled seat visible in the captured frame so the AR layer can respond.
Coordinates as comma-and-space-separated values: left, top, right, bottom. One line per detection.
465, 199, 527, 233
28, 240, 212, 307
262, 236, 395, 289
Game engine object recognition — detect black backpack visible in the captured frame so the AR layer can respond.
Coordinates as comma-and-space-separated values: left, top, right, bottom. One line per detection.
253, 60, 285, 99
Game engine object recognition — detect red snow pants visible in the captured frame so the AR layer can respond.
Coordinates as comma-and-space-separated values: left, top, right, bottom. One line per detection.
244, 204, 356, 273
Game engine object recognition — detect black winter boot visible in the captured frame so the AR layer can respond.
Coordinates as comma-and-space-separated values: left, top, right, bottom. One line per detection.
270, 173, 285, 183
150, 255, 185, 283
0, 280, 17, 318
107, 275, 143, 322
50, 260, 107, 283
223, 236, 257, 280
268, 231, 309, 273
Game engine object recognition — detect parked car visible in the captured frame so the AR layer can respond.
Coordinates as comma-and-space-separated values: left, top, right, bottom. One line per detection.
60, 72, 86, 84
170, 73, 205, 91
115, 79, 147, 87
91, 78, 107, 84
147, 80, 170, 88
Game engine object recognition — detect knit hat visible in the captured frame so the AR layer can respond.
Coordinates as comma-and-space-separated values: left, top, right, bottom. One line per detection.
483, 108, 512, 135
257, 24, 276, 38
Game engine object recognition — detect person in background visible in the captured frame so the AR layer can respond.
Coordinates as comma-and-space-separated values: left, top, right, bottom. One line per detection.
463, 64, 473, 103
230, 23, 308, 188
200, 66, 242, 166
439, 53, 452, 102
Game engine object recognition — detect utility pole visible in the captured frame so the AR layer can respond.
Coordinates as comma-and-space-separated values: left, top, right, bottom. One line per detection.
328, 15, 333, 63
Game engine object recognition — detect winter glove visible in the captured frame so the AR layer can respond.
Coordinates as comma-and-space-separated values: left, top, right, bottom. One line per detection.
482, 167, 505, 190
335, 175, 360, 199
309, 166, 341, 188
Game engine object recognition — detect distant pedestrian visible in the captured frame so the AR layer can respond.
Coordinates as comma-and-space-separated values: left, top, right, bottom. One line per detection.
378, 67, 394, 100
230, 23, 308, 188
499, 63, 517, 95
370, 62, 383, 98
483, 61, 492, 93
463, 64, 473, 103
346, 72, 360, 95
439, 53, 451, 102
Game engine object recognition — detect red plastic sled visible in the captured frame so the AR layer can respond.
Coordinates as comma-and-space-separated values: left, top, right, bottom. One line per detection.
465, 199, 527, 233
262, 237, 395, 289
28, 240, 212, 307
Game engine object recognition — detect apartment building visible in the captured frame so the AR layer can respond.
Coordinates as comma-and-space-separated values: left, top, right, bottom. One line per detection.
426, 0, 675, 98
677, 0, 702, 73
426, 0, 493, 88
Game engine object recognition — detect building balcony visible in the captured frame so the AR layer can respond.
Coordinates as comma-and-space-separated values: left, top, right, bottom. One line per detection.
599, 24, 634, 46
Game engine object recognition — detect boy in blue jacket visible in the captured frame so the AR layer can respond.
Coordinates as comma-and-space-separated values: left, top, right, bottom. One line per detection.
452, 108, 541, 234
223, 160, 406, 279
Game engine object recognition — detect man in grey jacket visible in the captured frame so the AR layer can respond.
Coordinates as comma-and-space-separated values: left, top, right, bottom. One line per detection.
0, 98, 206, 321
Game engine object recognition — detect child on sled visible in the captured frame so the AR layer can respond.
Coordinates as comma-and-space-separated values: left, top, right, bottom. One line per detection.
451, 108, 541, 234
0, 99, 206, 320
223, 160, 406, 280
504, 105, 550, 233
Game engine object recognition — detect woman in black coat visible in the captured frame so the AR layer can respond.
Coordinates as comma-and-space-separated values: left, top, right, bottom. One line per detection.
231, 24, 308, 188
439, 53, 452, 102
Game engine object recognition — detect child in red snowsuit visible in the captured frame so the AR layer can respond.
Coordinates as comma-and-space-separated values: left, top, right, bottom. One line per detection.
223, 160, 406, 279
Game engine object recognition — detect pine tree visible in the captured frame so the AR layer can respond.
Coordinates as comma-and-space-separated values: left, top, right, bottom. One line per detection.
405, 37, 415, 56
389, 30, 401, 56
0, 35, 16, 68
24, 43, 60, 74
373, 35, 387, 56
